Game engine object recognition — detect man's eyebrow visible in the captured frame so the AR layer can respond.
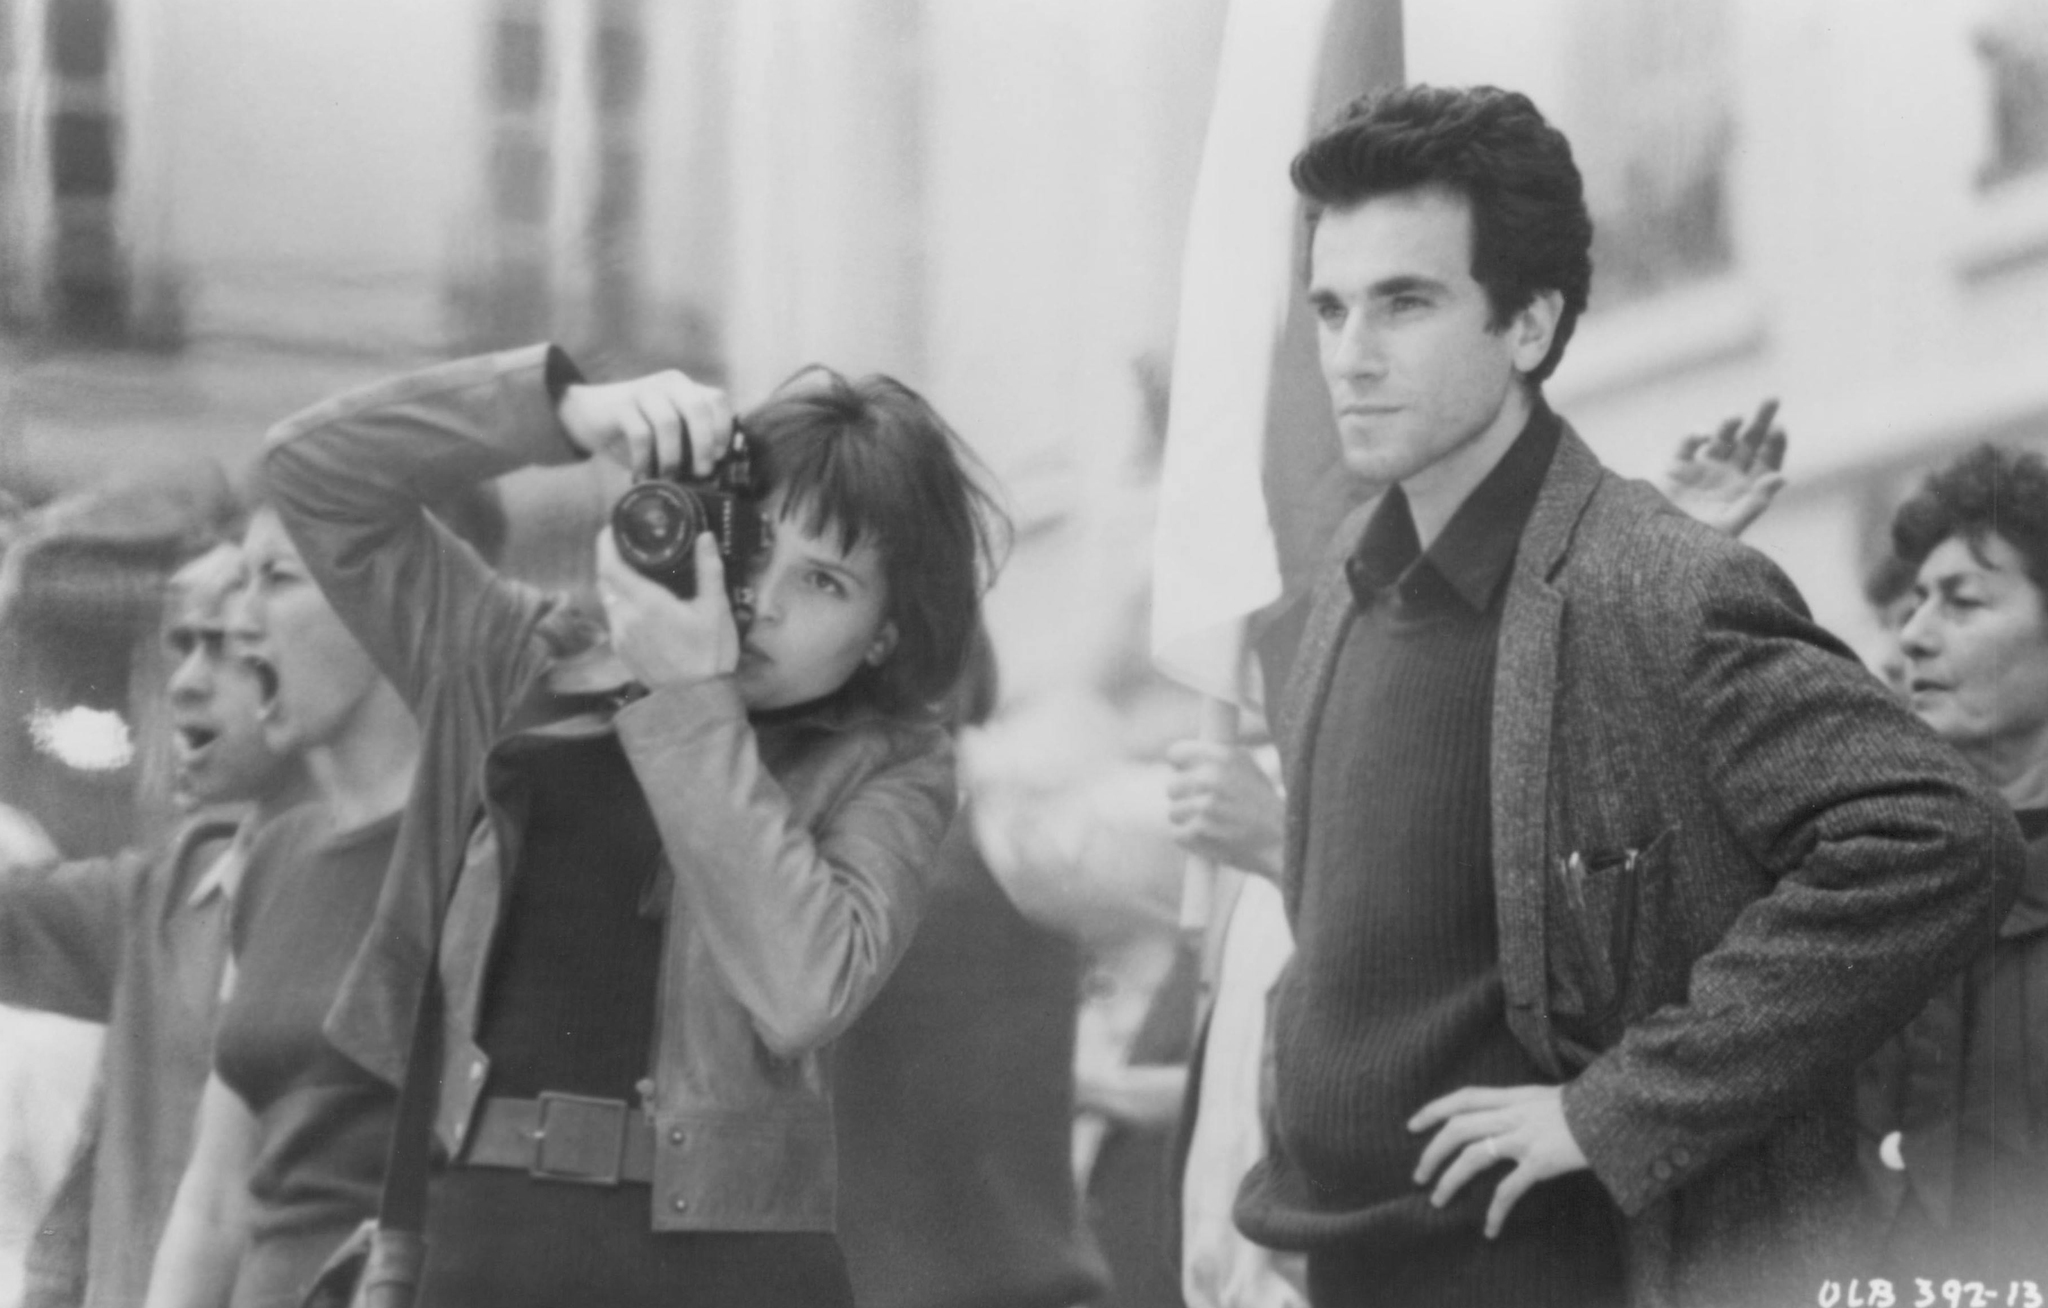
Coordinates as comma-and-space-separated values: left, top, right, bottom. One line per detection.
1368, 274, 1448, 298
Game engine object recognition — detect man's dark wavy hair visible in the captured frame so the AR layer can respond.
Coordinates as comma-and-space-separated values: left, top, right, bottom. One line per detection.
1891, 443, 2048, 592
747, 366, 1008, 719
1290, 84, 1594, 386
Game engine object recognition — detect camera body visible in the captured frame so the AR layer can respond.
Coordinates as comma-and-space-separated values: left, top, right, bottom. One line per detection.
609, 431, 766, 620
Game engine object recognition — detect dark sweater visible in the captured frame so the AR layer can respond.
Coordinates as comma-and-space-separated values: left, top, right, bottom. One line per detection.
1238, 411, 1624, 1304
474, 731, 666, 1101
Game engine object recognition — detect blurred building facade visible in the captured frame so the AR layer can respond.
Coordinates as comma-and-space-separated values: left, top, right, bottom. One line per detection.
0, 0, 2036, 789
1413, 0, 2048, 664
0, 0, 2038, 686
0, 0, 1231, 703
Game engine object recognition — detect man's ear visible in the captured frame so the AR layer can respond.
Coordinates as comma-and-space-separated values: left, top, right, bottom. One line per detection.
1509, 289, 1564, 376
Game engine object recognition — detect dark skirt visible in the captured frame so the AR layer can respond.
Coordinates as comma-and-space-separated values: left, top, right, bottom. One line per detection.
417, 1168, 853, 1308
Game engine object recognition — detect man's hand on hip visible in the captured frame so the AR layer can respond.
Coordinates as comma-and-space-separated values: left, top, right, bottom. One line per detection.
1408, 1084, 1589, 1238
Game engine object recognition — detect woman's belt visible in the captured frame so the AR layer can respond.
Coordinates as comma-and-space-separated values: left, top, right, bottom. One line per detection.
461, 1093, 656, 1185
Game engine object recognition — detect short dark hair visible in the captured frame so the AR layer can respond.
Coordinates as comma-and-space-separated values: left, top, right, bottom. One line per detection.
1891, 443, 2048, 594
1290, 84, 1594, 385
747, 366, 1008, 718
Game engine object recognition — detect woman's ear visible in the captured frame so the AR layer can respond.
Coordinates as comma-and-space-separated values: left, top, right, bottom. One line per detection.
866, 622, 899, 667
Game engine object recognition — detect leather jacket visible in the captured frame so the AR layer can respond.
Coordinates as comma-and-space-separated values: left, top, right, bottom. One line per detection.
264, 345, 953, 1231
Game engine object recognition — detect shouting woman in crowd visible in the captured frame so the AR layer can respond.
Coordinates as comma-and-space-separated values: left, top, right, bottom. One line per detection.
141, 500, 420, 1308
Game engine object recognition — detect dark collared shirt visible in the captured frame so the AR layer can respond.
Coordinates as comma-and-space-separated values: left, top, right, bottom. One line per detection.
1342, 402, 1561, 616
1240, 403, 1624, 1305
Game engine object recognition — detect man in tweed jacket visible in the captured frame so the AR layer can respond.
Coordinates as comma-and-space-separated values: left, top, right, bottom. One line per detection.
1228, 85, 2023, 1307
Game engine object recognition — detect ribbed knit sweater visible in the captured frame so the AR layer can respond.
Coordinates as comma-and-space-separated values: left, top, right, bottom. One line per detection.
1238, 412, 1624, 1305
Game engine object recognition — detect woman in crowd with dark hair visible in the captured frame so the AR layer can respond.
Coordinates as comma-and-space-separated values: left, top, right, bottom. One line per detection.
1861, 442, 2048, 1282
258, 344, 1004, 1307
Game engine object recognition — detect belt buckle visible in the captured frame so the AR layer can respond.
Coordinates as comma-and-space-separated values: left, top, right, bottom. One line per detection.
531, 1092, 628, 1186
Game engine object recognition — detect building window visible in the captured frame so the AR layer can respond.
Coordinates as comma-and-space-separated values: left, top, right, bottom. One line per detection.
585, 0, 644, 359
452, 0, 554, 349
1564, 0, 1736, 311
1977, 0, 2048, 189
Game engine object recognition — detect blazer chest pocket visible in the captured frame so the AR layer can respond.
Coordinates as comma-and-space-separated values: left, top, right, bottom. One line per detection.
1547, 826, 1675, 1068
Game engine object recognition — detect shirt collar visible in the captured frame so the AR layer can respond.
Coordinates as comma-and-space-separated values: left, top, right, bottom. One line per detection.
1346, 400, 1562, 614
187, 816, 256, 909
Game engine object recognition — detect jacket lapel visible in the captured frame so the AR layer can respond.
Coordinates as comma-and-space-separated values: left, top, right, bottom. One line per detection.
1491, 425, 1605, 1077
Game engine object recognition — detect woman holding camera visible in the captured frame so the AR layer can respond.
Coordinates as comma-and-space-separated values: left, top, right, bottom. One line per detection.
260, 345, 1002, 1307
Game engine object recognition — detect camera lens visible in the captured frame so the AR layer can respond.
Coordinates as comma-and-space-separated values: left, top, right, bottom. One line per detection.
612, 481, 704, 570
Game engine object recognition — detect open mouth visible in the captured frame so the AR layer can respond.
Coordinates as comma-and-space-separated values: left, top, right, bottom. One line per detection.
176, 724, 220, 755
242, 652, 281, 706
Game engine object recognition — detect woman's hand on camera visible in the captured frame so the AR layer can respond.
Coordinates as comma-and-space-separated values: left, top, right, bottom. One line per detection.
558, 370, 735, 479
594, 530, 739, 690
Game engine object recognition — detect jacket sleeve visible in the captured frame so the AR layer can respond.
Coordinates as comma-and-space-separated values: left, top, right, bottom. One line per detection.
0, 850, 131, 1021
260, 345, 582, 718
615, 680, 954, 1058
1560, 541, 2023, 1214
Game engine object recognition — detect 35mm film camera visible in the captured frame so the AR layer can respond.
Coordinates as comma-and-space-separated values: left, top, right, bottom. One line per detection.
609, 429, 767, 624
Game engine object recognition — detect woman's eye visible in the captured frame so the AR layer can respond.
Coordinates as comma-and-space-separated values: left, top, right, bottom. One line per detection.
809, 570, 846, 597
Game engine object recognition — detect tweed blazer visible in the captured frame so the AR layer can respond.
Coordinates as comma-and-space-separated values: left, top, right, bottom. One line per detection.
1273, 423, 2023, 1307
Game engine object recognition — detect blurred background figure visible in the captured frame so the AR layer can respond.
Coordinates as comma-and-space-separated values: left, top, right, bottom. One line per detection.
963, 676, 1194, 1308
0, 471, 299, 1308
1857, 443, 2048, 1284
833, 630, 1112, 1308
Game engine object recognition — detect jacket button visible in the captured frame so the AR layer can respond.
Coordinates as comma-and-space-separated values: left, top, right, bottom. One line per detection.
1880, 1131, 1905, 1171
1651, 1159, 1673, 1182
669, 1129, 686, 1146
1670, 1146, 1692, 1168
672, 1198, 688, 1212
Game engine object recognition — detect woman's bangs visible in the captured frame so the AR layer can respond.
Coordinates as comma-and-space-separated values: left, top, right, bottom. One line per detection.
769, 424, 896, 562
